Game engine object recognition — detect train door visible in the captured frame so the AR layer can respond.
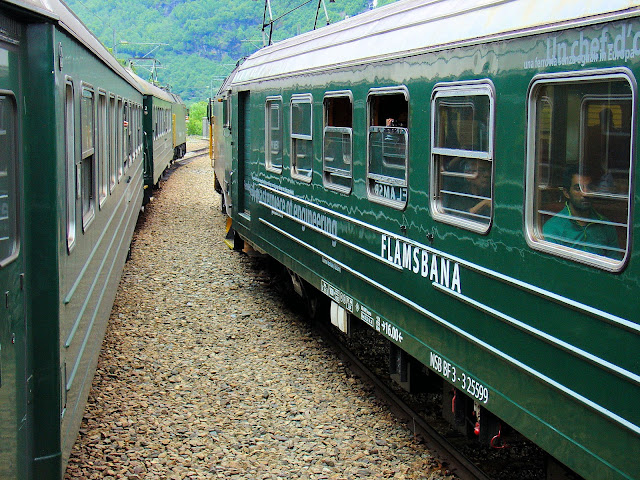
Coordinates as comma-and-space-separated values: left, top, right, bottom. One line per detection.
0, 25, 28, 480
237, 90, 250, 217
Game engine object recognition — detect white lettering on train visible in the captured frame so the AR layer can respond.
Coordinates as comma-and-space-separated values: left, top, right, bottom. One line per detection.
381, 234, 461, 293
524, 22, 640, 69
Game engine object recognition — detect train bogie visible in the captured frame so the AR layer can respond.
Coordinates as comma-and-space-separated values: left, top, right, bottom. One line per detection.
215, 2, 640, 479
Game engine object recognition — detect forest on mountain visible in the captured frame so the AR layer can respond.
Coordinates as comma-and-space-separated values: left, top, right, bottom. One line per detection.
66, 0, 397, 106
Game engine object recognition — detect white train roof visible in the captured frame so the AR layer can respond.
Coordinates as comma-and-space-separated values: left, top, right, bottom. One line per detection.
233, 0, 640, 85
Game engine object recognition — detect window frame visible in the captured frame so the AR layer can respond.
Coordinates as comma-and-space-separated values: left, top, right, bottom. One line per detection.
323, 90, 353, 194
222, 91, 231, 129
429, 80, 495, 233
80, 83, 96, 231
0, 91, 19, 267
290, 93, 314, 183
64, 78, 77, 252
524, 68, 635, 272
117, 96, 123, 182
265, 95, 283, 174
108, 94, 117, 193
97, 90, 107, 207
123, 100, 129, 169
366, 86, 410, 210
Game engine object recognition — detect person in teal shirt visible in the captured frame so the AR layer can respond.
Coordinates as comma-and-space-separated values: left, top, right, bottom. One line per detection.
543, 168, 622, 259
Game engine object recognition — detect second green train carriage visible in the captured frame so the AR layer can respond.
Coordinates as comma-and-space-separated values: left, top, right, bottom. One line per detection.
170, 92, 187, 160
214, 1, 640, 478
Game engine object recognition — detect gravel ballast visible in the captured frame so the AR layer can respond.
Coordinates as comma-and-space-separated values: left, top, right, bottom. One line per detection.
64, 139, 453, 480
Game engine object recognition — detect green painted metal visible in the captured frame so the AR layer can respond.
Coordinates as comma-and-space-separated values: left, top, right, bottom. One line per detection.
0, 14, 28, 480
0, 1, 147, 478
142, 94, 174, 189
171, 95, 187, 158
220, 11, 640, 480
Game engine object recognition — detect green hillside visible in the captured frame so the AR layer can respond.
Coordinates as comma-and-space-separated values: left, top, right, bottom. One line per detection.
65, 0, 398, 104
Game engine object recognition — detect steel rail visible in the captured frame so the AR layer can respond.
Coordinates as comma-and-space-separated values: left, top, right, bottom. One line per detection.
314, 321, 494, 480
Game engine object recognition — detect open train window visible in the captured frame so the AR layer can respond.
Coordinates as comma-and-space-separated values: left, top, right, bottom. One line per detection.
367, 87, 408, 209
81, 86, 95, 231
525, 70, 633, 271
291, 93, 313, 182
323, 91, 353, 194
430, 81, 494, 233
265, 96, 283, 173
65, 80, 76, 252
0, 93, 18, 265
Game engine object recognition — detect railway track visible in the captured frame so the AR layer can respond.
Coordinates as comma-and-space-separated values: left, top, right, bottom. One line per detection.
178, 146, 209, 164
313, 320, 494, 480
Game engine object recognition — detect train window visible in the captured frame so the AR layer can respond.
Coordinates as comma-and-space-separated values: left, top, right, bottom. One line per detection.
81, 87, 95, 230
525, 70, 633, 271
367, 87, 409, 209
323, 91, 353, 194
291, 93, 313, 182
130, 104, 136, 165
108, 95, 116, 192
430, 81, 494, 233
265, 96, 283, 174
134, 104, 140, 162
0, 94, 17, 264
222, 93, 231, 129
117, 98, 123, 182
98, 92, 107, 207
65, 81, 76, 252
124, 101, 131, 169
138, 105, 142, 158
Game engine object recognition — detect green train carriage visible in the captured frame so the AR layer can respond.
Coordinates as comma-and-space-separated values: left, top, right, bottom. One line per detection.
128, 69, 176, 201
0, 0, 145, 478
212, 68, 238, 219
216, 1, 640, 478
170, 91, 187, 160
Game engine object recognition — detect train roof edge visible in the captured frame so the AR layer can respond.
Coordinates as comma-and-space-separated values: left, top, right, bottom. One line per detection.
125, 67, 177, 103
233, 0, 640, 84
4, 0, 145, 92
1, 0, 58, 19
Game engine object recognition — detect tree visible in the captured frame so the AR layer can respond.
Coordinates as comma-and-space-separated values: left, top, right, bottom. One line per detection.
187, 101, 208, 135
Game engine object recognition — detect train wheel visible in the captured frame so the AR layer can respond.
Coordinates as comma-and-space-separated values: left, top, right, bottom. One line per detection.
288, 269, 328, 321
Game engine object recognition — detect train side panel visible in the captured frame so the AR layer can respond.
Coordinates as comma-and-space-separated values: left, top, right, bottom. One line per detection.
52, 26, 144, 470
0, 10, 30, 480
0, 5, 146, 477
222, 13, 640, 480
212, 92, 233, 215
171, 96, 187, 159
25, 21, 63, 478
